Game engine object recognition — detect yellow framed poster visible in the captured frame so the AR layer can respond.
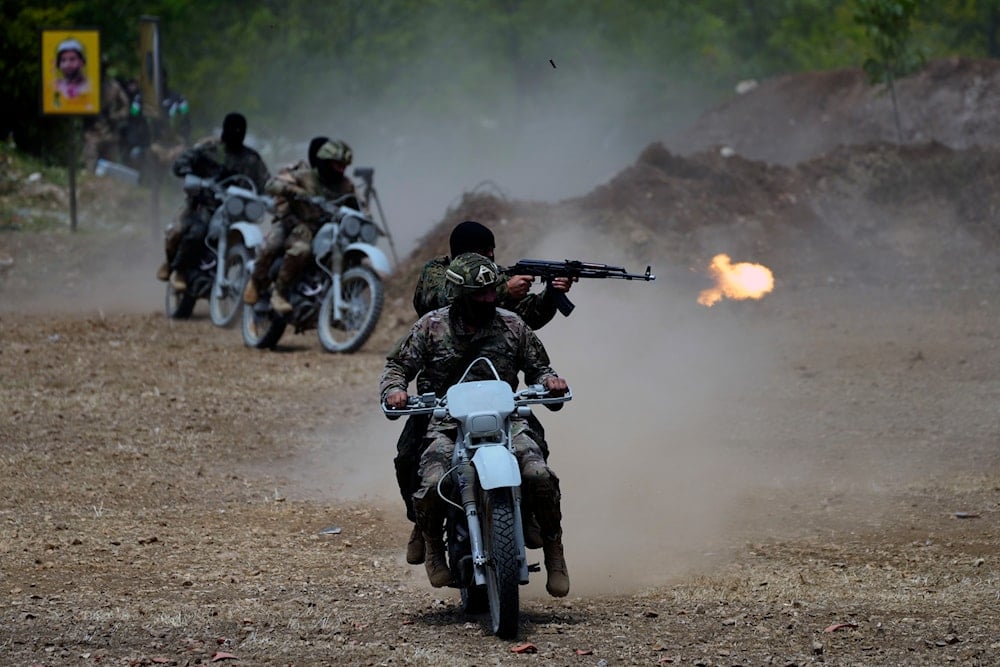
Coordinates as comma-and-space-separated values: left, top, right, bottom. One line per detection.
41, 29, 101, 115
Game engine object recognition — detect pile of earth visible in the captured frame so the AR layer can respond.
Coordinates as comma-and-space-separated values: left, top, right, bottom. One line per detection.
665, 56, 1000, 164
383, 142, 1000, 347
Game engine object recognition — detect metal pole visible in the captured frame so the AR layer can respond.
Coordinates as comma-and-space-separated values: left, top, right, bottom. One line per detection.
68, 118, 79, 232
149, 152, 161, 239
370, 187, 399, 268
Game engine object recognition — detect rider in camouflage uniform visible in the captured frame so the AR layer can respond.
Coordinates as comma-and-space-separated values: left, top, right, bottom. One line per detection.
413, 220, 572, 328
380, 253, 571, 597
242, 138, 356, 315
397, 220, 575, 566
156, 112, 270, 292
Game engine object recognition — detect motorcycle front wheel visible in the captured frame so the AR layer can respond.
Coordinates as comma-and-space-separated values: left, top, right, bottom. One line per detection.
317, 266, 384, 353
209, 242, 250, 328
481, 489, 520, 639
164, 282, 195, 320
241, 300, 286, 349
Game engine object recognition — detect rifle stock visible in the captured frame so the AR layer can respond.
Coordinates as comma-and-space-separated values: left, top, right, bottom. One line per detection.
502, 259, 655, 317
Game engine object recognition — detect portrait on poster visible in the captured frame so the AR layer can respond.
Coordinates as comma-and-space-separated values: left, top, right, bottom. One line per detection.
42, 29, 101, 115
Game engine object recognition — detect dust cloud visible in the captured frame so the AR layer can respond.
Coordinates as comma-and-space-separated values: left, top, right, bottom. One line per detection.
284, 218, 817, 598
257, 28, 706, 259
0, 229, 167, 315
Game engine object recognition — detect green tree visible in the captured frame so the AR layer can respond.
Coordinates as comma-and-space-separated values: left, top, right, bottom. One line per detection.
854, 0, 927, 142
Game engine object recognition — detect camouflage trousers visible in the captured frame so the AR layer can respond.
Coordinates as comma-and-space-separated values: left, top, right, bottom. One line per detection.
251, 218, 316, 289
394, 411, 549, 522
412, 416, 562, 541
165, 203, 212, 273
83, 120, 121, 171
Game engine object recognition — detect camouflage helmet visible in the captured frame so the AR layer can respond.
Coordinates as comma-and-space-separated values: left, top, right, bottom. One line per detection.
315, 139, 352, 165
446, 253, 501, 293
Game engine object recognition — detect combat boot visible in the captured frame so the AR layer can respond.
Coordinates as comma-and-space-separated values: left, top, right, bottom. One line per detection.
242, 279, 259, 305
423, 534, 451, 587
543, 534, 570, 597
270, 281, 293, 316
406, 524, 426, 564
156, 262, 170, 282
169, 271, 187, 292
270, 292, 292, 316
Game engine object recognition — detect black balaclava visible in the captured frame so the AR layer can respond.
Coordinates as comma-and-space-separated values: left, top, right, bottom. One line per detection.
449, 221, 495, 258
221, 112, 247, 151
451, 292, 497, 328
316, 160, 344, 187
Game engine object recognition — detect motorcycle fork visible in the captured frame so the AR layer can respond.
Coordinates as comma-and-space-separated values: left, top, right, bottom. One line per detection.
456, 456, 488, 587
212, 229, 228, 300
327, 252, 349, 321
511, 487, 530, 583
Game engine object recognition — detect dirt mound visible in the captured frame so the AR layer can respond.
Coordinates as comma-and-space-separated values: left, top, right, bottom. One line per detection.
665, 57, 1000, 165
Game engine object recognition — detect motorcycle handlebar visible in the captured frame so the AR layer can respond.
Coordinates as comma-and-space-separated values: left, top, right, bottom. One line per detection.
380, 386, 572, 420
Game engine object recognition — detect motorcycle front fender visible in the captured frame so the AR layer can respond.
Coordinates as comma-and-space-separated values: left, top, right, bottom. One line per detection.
472, 446, 521, 490
228, 221, 264, 250
344, 242, 392, 276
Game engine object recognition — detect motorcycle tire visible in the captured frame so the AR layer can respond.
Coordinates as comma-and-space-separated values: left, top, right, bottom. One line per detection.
241, 301, 286, 350
209, 242, 250, 328
164, 283, 195, 320
317, 266, 384, 354
481, 489, 520, 639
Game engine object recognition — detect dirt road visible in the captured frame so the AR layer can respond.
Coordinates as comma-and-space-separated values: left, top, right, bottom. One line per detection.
1, 239, 997, 666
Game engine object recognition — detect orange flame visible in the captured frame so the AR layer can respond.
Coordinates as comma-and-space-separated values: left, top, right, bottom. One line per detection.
698, 254, 774, 307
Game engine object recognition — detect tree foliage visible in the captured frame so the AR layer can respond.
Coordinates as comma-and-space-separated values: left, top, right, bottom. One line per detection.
1, 0, 998, 162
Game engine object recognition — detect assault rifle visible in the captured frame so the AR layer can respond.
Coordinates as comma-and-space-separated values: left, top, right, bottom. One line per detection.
502, 259, 656, 317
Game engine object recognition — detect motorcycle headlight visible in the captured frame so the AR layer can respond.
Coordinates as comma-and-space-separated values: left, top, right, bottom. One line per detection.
359, 221, 378, 244
341, 215, 362, 239
244, 199, 265, 222
225, 196, 245, 218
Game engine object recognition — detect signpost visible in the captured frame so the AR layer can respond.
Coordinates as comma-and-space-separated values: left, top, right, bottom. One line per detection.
41, 29, 101, 232
140, 17, 164, 235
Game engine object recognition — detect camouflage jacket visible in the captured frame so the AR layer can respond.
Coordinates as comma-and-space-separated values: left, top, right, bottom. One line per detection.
101, 78, 130, 124
171, 138, 270, 194
379, 307, 559, 403
266, 160, 357, 230
412, 255, 558, 331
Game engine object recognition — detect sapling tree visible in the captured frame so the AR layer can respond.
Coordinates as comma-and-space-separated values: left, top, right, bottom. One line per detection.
854, 0, 926, 142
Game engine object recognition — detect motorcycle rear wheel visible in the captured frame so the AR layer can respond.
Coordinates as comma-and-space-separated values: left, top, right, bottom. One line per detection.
164, 282, 195, 320
209, 242, 250, 328
241, 301, 286, 349
482, 489, 520, 639
317, 266, 383, 353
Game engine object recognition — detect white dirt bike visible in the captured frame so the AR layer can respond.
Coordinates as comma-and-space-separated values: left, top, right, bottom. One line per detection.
241, 191, 391, 353
165, 173, 272, 326
382, 358, 571, 639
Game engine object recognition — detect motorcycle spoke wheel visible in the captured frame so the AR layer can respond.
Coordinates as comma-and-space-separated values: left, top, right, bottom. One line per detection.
317, 266, 384, 353
164, 282, 195, 319
240, 300, 286, 349
209, 243, 249, 328
481, 489, 520, 639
